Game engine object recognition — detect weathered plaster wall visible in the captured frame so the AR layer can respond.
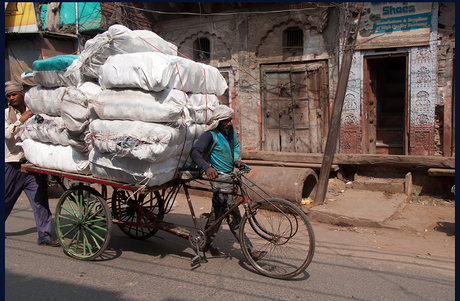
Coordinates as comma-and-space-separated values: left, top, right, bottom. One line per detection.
436, 2, 455, 156
244, 7, 339, 151
409, 3, 439, 156
152, 7, 340, 152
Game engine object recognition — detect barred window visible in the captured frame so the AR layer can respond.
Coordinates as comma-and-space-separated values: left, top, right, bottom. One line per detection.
283, 27, 303, 53
193, 38, 210, 62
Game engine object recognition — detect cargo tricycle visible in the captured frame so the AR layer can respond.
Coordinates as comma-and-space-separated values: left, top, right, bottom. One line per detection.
21, 163, 315, 279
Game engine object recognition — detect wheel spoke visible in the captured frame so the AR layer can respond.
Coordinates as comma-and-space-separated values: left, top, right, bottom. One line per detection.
58, 214, 79, 223
84, 226, 106, 242
65, 196, 80, 218
112, 190, 164, 240
62, 224, 79, 238
240, 198, 315, 279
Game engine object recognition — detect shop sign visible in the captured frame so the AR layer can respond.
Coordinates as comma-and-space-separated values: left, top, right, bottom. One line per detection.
356, 2, 432, 49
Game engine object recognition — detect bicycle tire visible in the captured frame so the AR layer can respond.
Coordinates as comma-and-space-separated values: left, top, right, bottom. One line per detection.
55, 185, 112, 260
239, 198, 315, 279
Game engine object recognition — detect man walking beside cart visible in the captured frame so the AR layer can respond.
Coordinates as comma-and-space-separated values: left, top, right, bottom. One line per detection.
190, 105, 266, 261
4, 80, 60, 247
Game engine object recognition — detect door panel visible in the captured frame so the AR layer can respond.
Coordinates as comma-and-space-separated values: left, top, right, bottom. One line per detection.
295, 129, 311, 152
280, 128, 295, 152
262, 61, 328, 153
364, 55, 407, 155
265, 128, 281, 151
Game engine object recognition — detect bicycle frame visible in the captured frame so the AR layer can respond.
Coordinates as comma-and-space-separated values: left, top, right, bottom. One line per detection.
144, 168, 268, 246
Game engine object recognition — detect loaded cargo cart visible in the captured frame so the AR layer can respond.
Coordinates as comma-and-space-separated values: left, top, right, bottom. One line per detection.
21, 163, 315, 279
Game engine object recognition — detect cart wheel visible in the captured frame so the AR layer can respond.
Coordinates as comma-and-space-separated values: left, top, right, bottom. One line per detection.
111, 189, 165, 240
55, 185, 112, 260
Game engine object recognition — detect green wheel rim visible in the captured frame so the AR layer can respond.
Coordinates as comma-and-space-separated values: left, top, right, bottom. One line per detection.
55, 185, 112, 260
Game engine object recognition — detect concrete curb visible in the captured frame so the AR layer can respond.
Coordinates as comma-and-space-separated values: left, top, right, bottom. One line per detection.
303, 207, 401, 229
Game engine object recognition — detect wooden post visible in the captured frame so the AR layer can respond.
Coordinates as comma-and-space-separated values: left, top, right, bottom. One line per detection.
315, 3, 363, 203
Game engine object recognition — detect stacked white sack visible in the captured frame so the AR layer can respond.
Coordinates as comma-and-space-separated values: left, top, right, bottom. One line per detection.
32, 55, 84, 87
89, 88, 218, 125
24, 86, 66, 116
21, 114, 70, 146
80, 26, 225, 187
61, 81, 103, 154
99, 52, 228, 96
21, 86, 76, 172
65, 24, 178, 79
21, 139, 90, 174
88, 89, 216, 186
90, 120, 206, 163
21, 80, 101, 172
89, 150, 192, 187
62, 82, 102, 134
33, 69, 82, 87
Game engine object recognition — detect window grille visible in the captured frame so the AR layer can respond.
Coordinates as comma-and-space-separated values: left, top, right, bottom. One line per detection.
193, 38, 210, 62
283, 27, 303, 53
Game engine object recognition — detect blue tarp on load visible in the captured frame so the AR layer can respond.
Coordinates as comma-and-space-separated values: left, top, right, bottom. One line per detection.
32, 55, 79, 71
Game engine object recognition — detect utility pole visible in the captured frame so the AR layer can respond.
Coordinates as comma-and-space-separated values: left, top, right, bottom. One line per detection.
315, 3, 363, 203
75, 2, 81, 54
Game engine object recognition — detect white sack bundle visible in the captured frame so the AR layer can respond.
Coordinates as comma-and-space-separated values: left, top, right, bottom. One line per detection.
89, 150, 193, 187
89, 88, 219, 125
67, 130, 92, 155
186, 93, 220, 124
21, 114, 70, 146
89, 120, 205, 163
65, 25, 177, 79
89, 88, 185, 124
32, 54, 81, 87
62, 82, 102, 134
33, 70, 81, 88
24, 86, 66, 116
21, 139, 90, 174
99, 52, 228, 96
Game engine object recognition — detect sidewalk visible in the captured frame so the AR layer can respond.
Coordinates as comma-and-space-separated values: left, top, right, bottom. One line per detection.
175, 187, 455, 234
175, 189, 407, 229
305, 189, 408, 228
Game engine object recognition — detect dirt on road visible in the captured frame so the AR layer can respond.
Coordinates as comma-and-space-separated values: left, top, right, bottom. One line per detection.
312, 195, 455, 264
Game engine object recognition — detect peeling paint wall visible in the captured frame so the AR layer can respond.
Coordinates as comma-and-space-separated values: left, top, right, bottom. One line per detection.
152, 5, 340, 152
339, 2, 453, 157
340, 51, 363, 154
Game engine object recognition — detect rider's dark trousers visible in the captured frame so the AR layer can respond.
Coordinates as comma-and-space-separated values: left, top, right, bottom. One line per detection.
204, 173, 253, 250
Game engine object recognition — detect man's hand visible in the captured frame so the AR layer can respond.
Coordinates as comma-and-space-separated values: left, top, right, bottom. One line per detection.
205, 167, 218, 180
19, 111, 33, 124
234, 160, 243, 169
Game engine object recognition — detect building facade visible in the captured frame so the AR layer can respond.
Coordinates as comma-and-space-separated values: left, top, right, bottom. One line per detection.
150, 2, 454, 157
6, 2, 454, 157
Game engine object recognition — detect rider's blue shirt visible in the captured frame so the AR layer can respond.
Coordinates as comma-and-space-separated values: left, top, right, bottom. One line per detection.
190, 125, 240, 173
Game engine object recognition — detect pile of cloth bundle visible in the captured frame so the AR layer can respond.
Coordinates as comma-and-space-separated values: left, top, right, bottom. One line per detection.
22, 24, 226, 187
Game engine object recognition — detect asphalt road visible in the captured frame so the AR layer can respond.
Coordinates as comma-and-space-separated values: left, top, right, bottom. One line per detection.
5, 187, 455, 301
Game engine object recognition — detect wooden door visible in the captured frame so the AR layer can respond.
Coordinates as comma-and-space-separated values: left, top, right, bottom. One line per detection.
261, 61, 328, 153
363, 55, 408, 155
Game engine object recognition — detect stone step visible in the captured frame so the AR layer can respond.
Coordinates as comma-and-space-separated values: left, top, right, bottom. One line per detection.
352, 176, 406, 194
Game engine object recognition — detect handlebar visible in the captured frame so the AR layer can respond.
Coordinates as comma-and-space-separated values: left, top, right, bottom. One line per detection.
198, 163, 251, 181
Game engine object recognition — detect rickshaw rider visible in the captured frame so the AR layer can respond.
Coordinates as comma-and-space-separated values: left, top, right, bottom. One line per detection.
190, 105, 266, 261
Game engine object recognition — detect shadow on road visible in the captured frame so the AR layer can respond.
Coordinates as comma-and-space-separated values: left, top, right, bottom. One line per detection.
434, 221, 455, 236
5, 270, 127, 301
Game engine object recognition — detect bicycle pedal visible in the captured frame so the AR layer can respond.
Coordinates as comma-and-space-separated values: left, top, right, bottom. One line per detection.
191, 255, 201, 267
199, 213, 210, 219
